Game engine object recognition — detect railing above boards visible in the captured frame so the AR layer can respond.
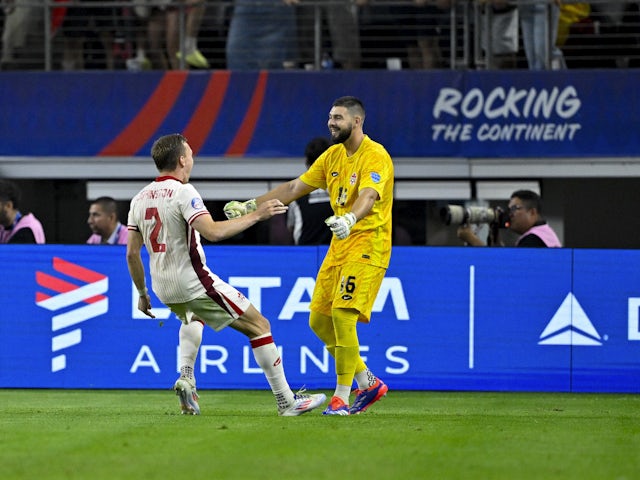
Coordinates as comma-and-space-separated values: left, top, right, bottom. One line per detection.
0, 0, 638, 71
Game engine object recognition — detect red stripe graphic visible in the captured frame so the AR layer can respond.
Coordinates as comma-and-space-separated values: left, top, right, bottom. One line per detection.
36, 258, 107, 304
183, 71, 231, 155
53, 257, 106, 283
35, 272, 105, 304
226, 71, 268, 156
98, 72, 188, 156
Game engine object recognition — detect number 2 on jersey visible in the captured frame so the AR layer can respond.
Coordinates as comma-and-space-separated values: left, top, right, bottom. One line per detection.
145, 207, 167, 253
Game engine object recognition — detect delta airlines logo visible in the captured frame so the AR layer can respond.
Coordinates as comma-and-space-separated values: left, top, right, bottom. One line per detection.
36, 257, 108, 372
538, 292, 603, 346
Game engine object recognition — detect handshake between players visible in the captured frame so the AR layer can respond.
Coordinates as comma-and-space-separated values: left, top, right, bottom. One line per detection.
223, 199, 357, 240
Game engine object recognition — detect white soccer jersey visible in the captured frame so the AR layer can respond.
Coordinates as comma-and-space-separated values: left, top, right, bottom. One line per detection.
127, 176, 216, 304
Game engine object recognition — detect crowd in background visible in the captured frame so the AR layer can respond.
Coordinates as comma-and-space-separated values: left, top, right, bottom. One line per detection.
1, 0, 639, 71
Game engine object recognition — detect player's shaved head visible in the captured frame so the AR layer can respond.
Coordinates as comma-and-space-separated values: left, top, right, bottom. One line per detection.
332, 96, 365, 120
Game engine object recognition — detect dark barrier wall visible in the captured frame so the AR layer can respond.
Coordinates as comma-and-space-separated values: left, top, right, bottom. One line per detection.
1, 245, 638, 392
1, 70, 639, 158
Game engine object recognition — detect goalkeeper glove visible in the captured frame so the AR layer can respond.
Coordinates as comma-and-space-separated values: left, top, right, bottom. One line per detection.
223, 199, 257, 219
325, 212, 356, 240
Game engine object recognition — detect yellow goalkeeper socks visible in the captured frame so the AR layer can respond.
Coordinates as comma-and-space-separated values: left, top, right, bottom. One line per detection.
309, 311, 336, 357
332, 308, 360, 391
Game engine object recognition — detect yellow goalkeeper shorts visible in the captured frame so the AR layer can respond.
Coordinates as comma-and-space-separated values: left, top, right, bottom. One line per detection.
310, 261, 386, 323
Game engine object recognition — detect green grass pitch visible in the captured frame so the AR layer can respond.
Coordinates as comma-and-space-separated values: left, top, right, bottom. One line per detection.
1, 389, 639, 479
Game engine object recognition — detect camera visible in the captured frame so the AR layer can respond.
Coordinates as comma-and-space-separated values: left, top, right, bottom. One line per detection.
440, 205, 510, 228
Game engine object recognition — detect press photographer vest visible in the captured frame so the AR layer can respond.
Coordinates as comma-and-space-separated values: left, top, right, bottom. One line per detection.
0, 213, 45, 244
516, 223, 561, 248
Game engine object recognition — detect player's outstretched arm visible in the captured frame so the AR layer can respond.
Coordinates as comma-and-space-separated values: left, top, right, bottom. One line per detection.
223, 199, 257, 219
196, 199, 288, 242
223, 179, 315, 220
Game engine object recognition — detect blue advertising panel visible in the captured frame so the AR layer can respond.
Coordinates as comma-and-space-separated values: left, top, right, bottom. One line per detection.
0, 70, 639, 158
570, 249, 640, 393
0, 245, 638, 392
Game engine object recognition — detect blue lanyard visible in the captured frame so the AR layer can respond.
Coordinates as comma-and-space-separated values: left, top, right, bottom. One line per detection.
10, 211, 22, 231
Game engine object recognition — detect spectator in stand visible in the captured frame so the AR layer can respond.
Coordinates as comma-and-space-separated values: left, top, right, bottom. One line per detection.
172, 0, 210, 68
141, 4, 173, 69
296, 0, 361, 69
518, 0, 566, 70
226, 0, 299, 69
479, 0, 519, 69
87, 196, 128, 245
287, 137, 333, 245
125, 2, 153, 71
1, 0, 44, 70
457, 190, 561, 247
403, 0, 451, 69
59, 0, 119, 70
0, 180, 45, 244
358, 0, 450, 69
135, 0, 209, 70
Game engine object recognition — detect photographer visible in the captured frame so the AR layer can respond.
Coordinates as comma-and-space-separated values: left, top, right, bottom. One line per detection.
457, 190, 561, 247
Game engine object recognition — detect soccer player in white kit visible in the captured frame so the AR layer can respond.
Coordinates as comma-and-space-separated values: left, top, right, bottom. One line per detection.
126, 133, 326, 416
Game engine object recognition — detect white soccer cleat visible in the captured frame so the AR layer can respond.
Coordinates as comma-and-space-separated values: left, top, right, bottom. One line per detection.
174, 377, 200, 415
279, 388, 327, 417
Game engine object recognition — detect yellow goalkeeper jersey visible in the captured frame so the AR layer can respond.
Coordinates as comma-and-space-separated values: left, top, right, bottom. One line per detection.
300, 135, 394, 268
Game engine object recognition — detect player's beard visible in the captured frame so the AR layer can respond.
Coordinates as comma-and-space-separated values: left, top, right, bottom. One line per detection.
330, 123, 352, 144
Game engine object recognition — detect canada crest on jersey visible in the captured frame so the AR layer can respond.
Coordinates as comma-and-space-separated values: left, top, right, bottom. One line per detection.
191, 197, 205, 210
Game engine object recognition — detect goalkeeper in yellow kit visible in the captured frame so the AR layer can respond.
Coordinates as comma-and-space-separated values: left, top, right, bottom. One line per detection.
224, 96, 394, 415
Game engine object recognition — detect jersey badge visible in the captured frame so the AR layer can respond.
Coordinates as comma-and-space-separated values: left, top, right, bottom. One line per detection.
350, 173, 357, 185
370, 172, 381, 183
191, 198, 205, 210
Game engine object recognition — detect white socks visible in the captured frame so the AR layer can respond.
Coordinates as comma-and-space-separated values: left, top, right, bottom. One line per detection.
354, 369, 377, 391
250, 333, 294, 410
179, 320, 204, 384
178, 325, 297, 410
